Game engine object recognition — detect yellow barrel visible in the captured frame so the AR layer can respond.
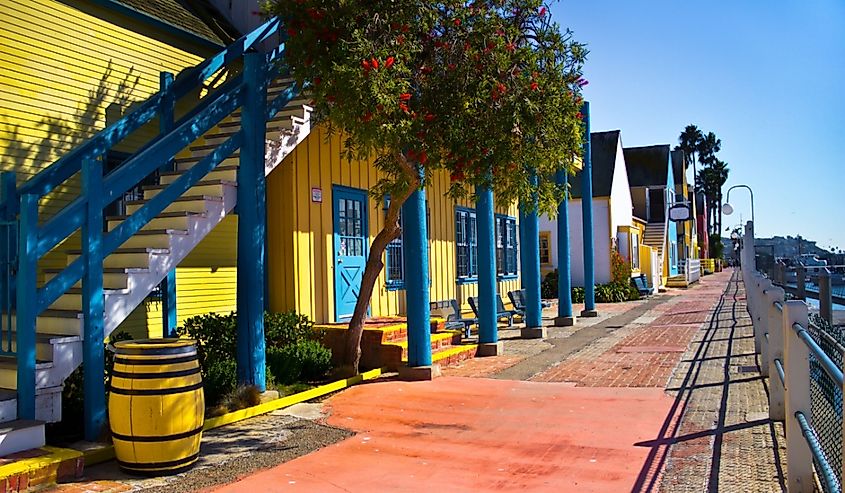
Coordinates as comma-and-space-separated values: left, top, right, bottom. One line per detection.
108, 339, 205, 475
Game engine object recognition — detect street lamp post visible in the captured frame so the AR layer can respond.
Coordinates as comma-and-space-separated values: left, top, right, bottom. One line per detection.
722, 184, 755, 228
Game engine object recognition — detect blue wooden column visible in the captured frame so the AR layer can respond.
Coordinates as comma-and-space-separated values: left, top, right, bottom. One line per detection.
159, 71, 177, 338
580, 102, 598, 317
518, 173, 544, 338
82, 156, 106, 440
16, 194, 38, 421
475, 183, 502, 355
236, 53, 268, 390
554, 170, 576, 326
401, 169, 432, 369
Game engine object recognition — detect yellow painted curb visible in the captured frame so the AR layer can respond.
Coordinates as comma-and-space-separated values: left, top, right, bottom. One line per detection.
0, 445, 82, 479
203, 367, 384, 430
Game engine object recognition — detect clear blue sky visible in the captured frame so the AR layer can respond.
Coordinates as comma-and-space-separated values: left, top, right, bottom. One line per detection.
553, 1, 845, 251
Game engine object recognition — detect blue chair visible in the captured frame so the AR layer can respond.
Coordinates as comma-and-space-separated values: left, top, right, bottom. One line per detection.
468, 296, 514, 327
445, 299, 477, 338
634, 275, 652, 297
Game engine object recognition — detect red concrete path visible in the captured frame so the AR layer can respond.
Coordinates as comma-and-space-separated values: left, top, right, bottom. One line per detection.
213, 377, 674, 492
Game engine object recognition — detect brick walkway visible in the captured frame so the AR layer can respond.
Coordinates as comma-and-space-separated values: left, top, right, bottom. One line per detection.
446, 269, 787, 491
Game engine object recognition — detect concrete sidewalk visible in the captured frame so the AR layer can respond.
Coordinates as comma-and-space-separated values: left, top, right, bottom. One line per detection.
50, 269, 786, 492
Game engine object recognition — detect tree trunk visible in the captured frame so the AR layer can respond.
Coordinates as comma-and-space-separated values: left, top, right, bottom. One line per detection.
341, 154, 420, 376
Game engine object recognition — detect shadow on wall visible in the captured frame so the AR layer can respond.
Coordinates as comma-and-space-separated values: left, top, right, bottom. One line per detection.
0, 60, 142, 221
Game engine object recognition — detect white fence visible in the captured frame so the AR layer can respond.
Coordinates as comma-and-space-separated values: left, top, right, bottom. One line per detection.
686, 258, 701, 284
742, 221, 843, 493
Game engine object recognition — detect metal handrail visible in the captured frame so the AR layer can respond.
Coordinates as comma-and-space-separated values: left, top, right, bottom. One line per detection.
793, 322, 845, 386
774, 358, 786, 387
795, 411, 841, 493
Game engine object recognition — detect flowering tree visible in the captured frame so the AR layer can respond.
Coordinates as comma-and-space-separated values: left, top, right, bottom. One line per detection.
268, 0, 588, 374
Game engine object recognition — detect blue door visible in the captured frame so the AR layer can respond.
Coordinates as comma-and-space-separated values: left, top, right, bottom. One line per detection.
333, 186, 369, 321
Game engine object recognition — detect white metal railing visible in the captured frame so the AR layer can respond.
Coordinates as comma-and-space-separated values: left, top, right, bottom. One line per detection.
686, 258, 701, 284
741, 221, 843, 493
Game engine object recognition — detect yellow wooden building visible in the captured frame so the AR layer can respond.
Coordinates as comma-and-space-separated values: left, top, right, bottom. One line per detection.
267, 125, 522, 323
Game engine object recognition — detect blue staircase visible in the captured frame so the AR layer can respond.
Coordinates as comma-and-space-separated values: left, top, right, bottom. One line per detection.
0, 18, 311, 451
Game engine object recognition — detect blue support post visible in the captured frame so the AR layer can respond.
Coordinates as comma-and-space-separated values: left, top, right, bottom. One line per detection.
159, 72, 178, 338
518, 212, 527, 290
580, 102, 598, 317
161, 271, 177, 338
554, 170, 576, 326
1, 172, 16, 324
518, 173, 544, 338
475, 183, 501, 355
236, 53, 267, 391
82, 156, 106, 440
402, 169, 432, 369
16, 194, 38, 420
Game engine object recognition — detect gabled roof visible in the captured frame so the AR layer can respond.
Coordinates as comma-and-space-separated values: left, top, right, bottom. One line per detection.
571, 130, 620, 199
671, 149, 686, 187
110, 0, 233, 46
623, 144, 670, 188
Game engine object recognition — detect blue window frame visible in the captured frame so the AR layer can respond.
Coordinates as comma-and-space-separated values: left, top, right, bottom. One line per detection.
384, 197, 404, 290
455, 208, 478, 281
496, 215, 518, 278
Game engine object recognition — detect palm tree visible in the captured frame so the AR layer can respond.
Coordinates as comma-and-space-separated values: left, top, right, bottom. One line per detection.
696, 131, 722, 166
677, 125, 703, 191
711, 158, 729, 234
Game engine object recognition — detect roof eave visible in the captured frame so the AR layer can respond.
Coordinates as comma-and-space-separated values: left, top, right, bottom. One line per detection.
89, 0, 224, 50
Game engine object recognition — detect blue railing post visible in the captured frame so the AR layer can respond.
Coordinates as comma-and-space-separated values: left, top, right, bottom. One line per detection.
15, 194, 38, 419
236, 52, 267, 391
475, 181, 502, 356
519, 172, 544, 338
82, 156, 106, 441
159, 71, 178, 338
0, 171, 16, 352
579, 102, 597, 317
402, 167, 433, 370
554, 170, 576, 326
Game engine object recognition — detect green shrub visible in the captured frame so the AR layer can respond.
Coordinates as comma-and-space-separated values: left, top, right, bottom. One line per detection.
594, 282, 640, 303
267, 339, 332, 385
178, 310, 331, 405
203, 358, 238, 405
265, 311, 321, 347
541, 270, 558, 299
178, 312, 237, 369
541, 270, 586, 303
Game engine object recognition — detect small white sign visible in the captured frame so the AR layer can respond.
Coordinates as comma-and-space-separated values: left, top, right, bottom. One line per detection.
311, 187, 322, 203
668, 204, 691, 222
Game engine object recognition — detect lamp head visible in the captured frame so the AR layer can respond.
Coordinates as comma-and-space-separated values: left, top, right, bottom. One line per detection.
722, 202, 734, 215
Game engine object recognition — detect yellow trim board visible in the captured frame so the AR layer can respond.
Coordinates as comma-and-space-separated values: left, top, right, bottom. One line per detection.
0, 445, 82, 479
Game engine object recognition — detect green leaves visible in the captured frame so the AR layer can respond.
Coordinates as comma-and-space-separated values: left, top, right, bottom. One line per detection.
268, 0, 587, 211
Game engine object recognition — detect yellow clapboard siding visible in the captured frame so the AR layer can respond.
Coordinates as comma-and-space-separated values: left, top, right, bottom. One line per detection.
0, 0, 209, 218
266, 123, 522, 324
0, 2, 201, 67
